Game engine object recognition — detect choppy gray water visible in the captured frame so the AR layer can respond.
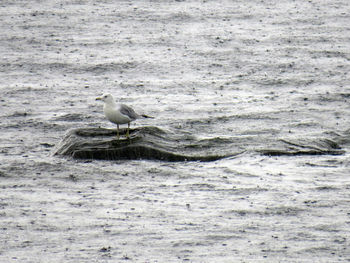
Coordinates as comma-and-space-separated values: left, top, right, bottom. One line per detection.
1, 1, 350, 262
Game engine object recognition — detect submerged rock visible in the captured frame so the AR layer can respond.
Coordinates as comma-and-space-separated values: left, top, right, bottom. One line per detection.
54, 127, 238, 162
258, 138, 344, 156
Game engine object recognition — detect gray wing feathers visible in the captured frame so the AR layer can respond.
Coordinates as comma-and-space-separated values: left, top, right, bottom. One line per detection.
119, 104, 140, 120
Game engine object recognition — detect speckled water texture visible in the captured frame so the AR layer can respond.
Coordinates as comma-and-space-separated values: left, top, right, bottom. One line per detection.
1, 0, 350, 262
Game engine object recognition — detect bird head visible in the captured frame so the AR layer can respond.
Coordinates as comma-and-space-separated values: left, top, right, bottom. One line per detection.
96, 93, 114, 103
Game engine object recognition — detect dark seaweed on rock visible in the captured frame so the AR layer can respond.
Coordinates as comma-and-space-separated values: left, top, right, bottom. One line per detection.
54, 127, 239, 162
54, 127, 345, 161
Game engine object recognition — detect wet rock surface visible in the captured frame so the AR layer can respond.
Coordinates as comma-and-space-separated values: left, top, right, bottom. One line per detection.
55, 127, 344, 161
259, 137, 344, 156
54, 127, 238, 161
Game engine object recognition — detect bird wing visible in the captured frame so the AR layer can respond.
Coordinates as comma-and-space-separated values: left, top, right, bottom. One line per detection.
119, 104, 140, 121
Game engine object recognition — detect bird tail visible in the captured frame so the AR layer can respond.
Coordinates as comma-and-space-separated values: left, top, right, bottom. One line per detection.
141, 114, 154, 119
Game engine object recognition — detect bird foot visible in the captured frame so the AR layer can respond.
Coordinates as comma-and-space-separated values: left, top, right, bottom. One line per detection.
126, 128, 131, 139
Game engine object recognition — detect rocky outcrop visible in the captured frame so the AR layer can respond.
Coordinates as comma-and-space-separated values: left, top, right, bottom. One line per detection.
54, 127, 344, 162
54, 127, 239, 162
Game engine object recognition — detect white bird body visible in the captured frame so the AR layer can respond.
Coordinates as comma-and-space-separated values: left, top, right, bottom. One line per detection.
96, 93, 147, 139
104, 102, 137, 125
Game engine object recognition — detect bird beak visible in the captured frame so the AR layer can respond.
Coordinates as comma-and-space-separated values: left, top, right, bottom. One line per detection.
96, 97, 102, 101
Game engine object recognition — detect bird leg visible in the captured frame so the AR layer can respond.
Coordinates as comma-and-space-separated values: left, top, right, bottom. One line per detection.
126, 123, 130, 139
117, 124, 120, 140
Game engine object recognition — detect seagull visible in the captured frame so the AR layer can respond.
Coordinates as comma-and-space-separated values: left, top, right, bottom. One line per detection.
96, 93, 152, 139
